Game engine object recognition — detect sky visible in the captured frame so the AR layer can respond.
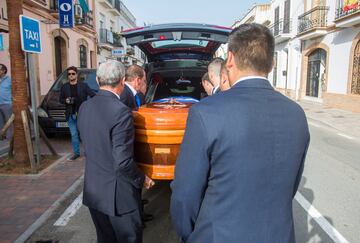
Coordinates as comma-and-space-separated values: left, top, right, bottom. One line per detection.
121, 0, 270, 27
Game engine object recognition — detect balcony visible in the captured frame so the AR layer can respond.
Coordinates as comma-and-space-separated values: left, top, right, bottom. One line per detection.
269, 19, 292, 44
99, 29, 123, 49
49, 0, 59, 18
108, 0, 121, 16
335, 1, 360, 27
298, 6, 329, 40
98, 0, 113, 8
99, 28, 114, 50
120, 1, 136, 27
75, 9, 94, 32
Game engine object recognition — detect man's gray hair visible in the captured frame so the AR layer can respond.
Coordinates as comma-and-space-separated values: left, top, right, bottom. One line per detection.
208, 57, 224, 85
97, 60, 126, 87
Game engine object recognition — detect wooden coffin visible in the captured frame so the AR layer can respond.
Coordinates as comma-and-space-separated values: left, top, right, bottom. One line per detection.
133, 101, 191, 180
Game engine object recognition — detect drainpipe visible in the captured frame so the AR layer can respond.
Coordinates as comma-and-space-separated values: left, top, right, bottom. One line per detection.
92, 0, 97, 68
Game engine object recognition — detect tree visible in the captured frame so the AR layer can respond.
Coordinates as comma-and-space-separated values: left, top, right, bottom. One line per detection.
7, 0, 29, 163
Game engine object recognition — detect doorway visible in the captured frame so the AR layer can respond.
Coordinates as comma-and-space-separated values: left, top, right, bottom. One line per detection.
54, 36, 67, 77
306, 48, 326, 98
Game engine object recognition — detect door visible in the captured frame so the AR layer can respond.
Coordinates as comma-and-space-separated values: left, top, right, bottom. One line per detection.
54, 36, 67, 77
306, 48, 326, 98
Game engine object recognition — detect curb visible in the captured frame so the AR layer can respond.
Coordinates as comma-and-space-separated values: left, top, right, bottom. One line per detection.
14, 174, 84, 243
0, 153, 70, 177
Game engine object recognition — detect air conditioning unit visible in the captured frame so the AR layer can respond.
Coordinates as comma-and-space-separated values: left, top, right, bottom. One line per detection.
75, 5, 83, 19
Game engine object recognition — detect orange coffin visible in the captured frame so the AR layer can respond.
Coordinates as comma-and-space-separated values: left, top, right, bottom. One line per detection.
133, 102, 191, 180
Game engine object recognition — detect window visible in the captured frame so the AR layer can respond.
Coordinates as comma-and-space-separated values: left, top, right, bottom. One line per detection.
351, 40, 360, 94
79, 45, 87, 68
151, 40, 209, 49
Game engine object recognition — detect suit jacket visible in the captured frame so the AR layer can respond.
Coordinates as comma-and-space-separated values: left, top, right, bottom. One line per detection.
78, 90, 145, 216
120, 84, 137, 110
170, 78, 310, 243
59, 81, 95, 120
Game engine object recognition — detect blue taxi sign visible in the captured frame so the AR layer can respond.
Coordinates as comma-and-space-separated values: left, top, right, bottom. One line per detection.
19, 15, 41, 53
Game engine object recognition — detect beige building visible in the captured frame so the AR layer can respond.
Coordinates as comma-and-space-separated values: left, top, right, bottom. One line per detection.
0, 0, 97, 97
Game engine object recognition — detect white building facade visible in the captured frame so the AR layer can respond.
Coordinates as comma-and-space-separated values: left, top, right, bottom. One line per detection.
95, 0, 145, 66
234, 0, 360, 113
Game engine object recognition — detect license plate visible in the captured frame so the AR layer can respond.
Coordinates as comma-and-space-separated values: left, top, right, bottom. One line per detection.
56, 122, 68, 128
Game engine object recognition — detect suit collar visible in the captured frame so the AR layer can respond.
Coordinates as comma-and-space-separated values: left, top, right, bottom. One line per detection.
97, 89, 120, 99
231, 78, 273, 90
125, 82, 137, 96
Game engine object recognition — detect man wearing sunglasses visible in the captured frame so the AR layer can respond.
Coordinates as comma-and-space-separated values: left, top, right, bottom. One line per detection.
60, 66, 95, 161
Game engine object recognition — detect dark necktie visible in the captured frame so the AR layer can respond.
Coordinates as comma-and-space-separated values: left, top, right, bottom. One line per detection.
135, 93, 141, 108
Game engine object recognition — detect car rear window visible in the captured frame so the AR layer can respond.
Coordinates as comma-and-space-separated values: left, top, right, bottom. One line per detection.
50, 70, 98, 92
153, 77, 202, 101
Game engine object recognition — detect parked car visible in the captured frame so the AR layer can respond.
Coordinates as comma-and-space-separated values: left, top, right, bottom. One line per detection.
122, 23, 231, 180
38, 68, 98, 137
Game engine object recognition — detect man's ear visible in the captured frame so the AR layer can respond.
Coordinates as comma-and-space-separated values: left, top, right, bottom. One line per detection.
120, 76, 126, 86
227, 51, 235, 70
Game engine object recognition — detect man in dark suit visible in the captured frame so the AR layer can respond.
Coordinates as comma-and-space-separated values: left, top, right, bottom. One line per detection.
59, 66, 95, 161
78, 60, 154, 243
170, 23, 310, 243
120, 64, 146, 110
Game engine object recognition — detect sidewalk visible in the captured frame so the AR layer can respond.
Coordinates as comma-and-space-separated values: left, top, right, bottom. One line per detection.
298, 100, 360, 139
0, 156, 84, 243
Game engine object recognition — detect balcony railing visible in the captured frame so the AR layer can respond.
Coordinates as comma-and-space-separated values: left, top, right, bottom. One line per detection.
99, 28, 113, 45
298, 6, 329, 34
269, 19, 291, 36
75, 9, 94, 28
335, 1, 360, 19
99, 29, 123, 47
50, 0, 58, 11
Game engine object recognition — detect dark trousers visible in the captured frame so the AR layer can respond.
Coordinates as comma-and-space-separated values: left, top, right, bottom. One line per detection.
89, 208, 143, 243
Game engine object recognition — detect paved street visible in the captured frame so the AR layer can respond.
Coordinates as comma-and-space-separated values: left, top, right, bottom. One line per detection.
24, 119, 360, 243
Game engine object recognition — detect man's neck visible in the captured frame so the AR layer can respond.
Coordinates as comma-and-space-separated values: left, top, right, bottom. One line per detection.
101, 86, 121, 99
69, 80, 78, 85
125, 82, 137, 96
230, 69, 267, 86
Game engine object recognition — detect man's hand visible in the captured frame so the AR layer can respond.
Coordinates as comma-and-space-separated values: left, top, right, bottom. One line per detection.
144, 175, 155, 189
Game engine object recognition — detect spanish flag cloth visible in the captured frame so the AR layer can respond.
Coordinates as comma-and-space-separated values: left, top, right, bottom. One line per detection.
343, 0, 359, 11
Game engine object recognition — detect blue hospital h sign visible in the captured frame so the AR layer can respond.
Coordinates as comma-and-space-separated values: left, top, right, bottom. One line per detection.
19, 15, 42, 53
58, 0, 74, 28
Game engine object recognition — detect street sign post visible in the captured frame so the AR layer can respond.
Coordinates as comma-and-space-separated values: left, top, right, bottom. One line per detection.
0, 34, 3, 51
59, 0, 74, 28
19, 15, 41, 53
19, 15, 41, 165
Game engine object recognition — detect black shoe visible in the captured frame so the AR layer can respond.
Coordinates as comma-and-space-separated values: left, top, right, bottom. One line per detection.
143, 213, 154, 222
67, 154, 80, 161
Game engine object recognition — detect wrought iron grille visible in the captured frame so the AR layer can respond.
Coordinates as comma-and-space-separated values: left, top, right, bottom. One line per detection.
75, 9, 94, 27
352, 41, 360, 95
336, 0, 360, 19
298, 6, 329, 34
50, 0, 58, 11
